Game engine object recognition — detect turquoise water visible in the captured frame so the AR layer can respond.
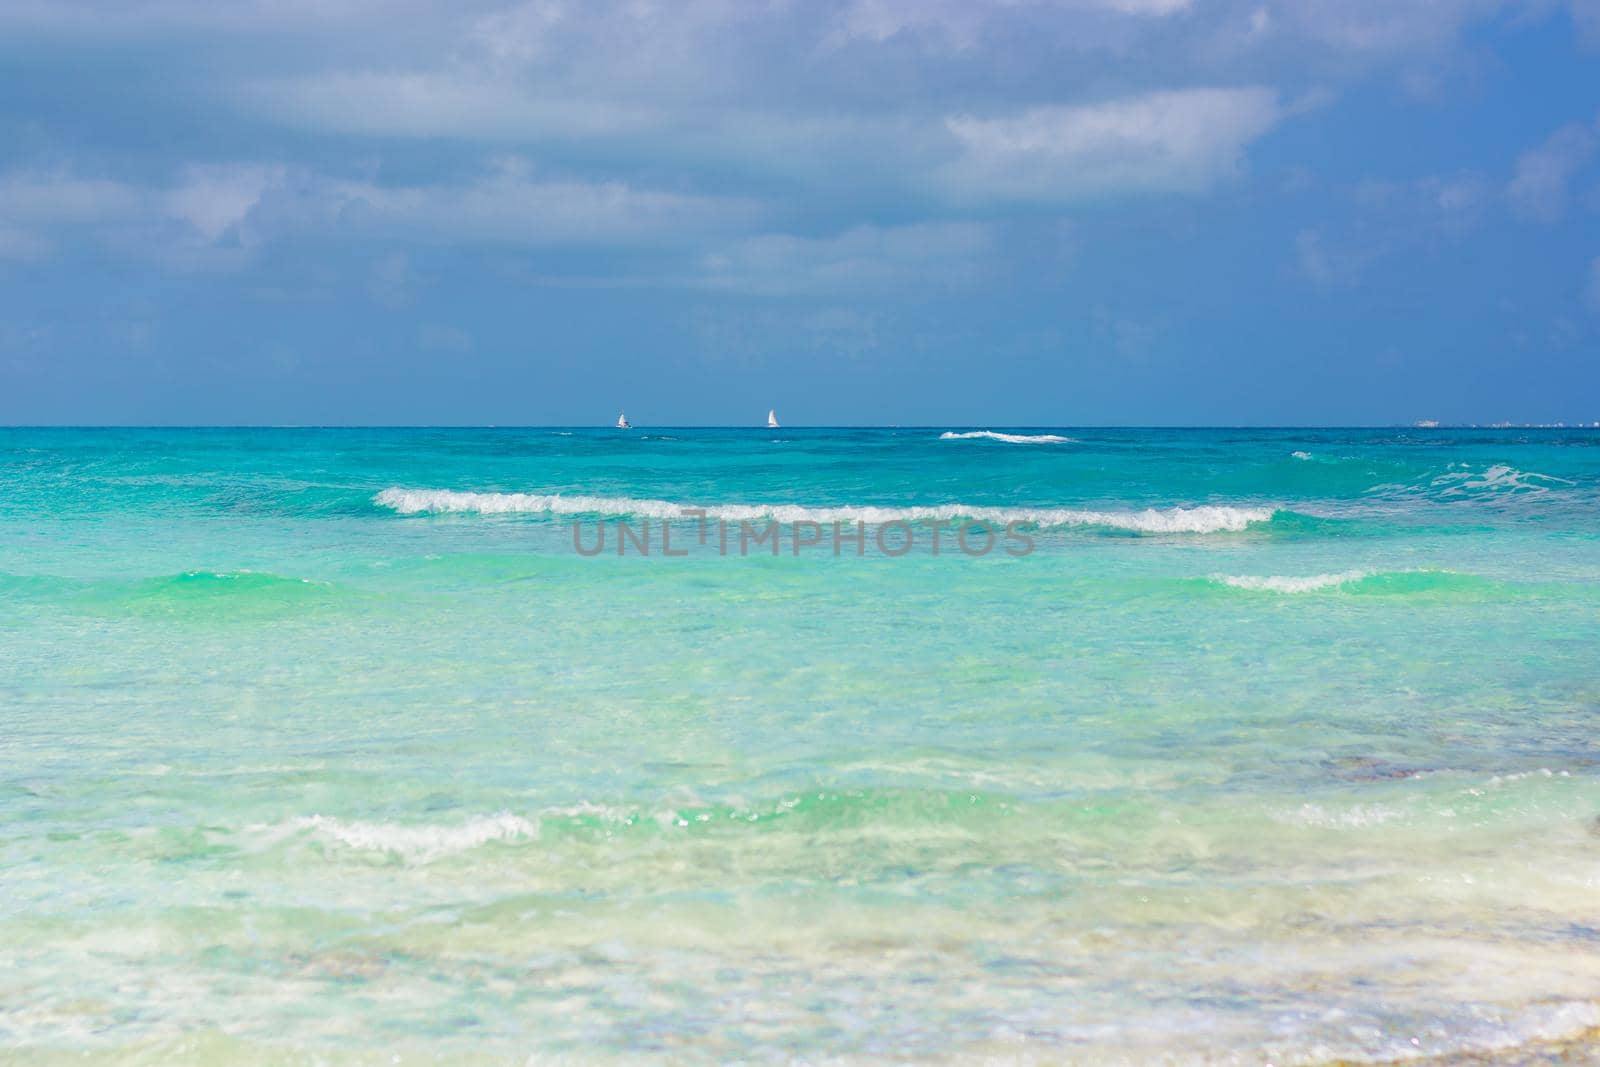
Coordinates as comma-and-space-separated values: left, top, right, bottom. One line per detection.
3, 427, 1600, 1065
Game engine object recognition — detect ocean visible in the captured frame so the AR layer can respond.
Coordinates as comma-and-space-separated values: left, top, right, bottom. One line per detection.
3, 426, 1599, 1064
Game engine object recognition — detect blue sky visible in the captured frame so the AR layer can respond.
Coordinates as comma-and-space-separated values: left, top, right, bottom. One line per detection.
1, 0, 1598, 425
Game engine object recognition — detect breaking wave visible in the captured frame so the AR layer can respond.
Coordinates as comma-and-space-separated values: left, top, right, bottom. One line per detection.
374, 488, 1277, 534
1213, 570, 1373, 593
1206, 568, 1516, 596
1370, 463, 1576, 500
286, 813, 538, 862
939, 430, 1073, 444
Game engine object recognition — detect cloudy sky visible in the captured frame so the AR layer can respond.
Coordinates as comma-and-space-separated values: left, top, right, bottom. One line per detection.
2, 0, 1598, 424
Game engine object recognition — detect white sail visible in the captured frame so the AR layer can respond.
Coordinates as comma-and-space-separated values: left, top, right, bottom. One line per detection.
616, 411, 631, 429
767, 409, 779, 429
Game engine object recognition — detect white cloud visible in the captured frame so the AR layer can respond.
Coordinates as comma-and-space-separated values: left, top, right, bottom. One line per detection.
940, 88, 1282, 203
0, 0, 436, 36
0, 227, 51, 262
163, 164, 286, 242
1574, 0, 1600, 41
1508, 120, 1598, 222
241, 70, 948, 197
1295, 227, 1378, 289
1408, 171, 1490, 232
0, 171, 140, 264
319, 159, 756, 246
243, 73, 1302, 213
1295, 168, 1488, 288
1269, 0, 1507, 55
0, 160, 757, 263
1423, 173, 1487, 214
243, 73, 658, 143
700, 222, 994, 294
0, 166, 277, 257
8, 0, 1594, 290
0, 171, 142, 224
837, 0, 1193, 48
1295, 229, 1335, 287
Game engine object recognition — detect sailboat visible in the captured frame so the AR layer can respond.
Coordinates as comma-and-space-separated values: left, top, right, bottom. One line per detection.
615, 410, 632, 429
767, 409, 779, 429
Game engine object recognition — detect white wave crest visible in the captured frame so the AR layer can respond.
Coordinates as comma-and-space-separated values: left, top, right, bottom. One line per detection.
1214, 570, 1371, 593
374, 488, 1276, 534
940, 430, 1073, 444
1371, 463, 1576, 500
1429, 464, 1575, 497
290, 812, 537, 861
1290, 450, 1312, 460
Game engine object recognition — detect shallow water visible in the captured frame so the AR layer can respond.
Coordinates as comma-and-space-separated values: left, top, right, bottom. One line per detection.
3, 427, 1599, 1064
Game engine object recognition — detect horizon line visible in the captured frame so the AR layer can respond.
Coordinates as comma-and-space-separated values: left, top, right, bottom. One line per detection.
3, 423, 1599, 431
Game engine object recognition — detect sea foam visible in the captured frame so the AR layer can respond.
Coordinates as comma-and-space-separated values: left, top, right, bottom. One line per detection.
939, 430, 1073, 444
289, 812, 537, 861
1371, 463, 1577, 500
374, 488, 1276, 534
1213, 570, 1372, 593
1432, 464, 1574, 496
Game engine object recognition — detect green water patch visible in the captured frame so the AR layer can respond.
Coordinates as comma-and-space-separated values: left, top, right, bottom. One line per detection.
1341, 570, 1518, 596
536, 786, 1037, 841
1252, 509, 1481, 541
360, 551, 601, 591
115, 571, 341, 621
1, 569, 347, 620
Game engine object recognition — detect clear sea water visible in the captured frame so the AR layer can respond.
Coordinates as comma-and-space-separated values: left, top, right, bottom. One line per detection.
3, 426, 1599, 1065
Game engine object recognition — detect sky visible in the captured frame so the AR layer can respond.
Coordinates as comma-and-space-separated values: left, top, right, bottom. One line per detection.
1, 0, 1598, 425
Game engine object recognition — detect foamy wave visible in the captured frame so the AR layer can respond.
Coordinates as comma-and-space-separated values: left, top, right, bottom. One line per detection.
1213, 570, 1371, 593
290, 812, 537, 861
1274, 802, 1403, 828
1434, 464, 1574, 496
375, 488, 1276, 534
940, 430, 1073, 444
1486, 768, 1568, 786
1372, 463, 1576, 500
1290, 450, 1312, 460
